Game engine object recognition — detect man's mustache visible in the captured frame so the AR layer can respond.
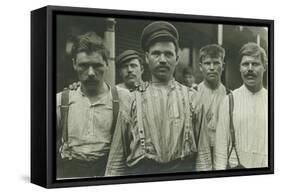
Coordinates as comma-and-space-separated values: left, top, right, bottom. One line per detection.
125, 74, 136, 79
245, 72, 257, 77
156, 65, 170, 71
84, 78, 98, 84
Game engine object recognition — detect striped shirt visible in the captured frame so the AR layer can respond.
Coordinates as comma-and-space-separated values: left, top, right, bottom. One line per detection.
193, 82, 228, 171
56, 86, 132, 162
105, 80, 197, 176
214, 85, 268, 170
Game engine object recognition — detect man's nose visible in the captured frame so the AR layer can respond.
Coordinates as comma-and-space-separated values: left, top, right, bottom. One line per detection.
159, 53, 167, 63
128, 65, 133, 72
248, 63, 253, 71
88, 66, 95, 76
210, 63, 215, 70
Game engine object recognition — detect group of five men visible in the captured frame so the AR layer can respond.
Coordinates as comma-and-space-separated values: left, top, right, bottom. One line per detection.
56, 21, 268, 179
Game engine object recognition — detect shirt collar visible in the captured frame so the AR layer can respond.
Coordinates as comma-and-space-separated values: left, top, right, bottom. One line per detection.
75, 84, 112, 106
149, 78, 177, 90
242, 84, 266, 96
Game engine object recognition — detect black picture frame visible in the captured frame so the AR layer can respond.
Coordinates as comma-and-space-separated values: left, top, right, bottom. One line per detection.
31, 5, 274, 188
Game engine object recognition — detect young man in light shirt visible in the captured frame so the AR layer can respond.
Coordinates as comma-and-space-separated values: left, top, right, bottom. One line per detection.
194, 44, 230, 171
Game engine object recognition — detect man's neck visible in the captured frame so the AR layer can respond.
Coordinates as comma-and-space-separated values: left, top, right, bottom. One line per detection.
204, 79, 220, 90
151, 76, 173, 86
124, 79, 143, 89
244, 83, 263, 94
81, 82, 108, 98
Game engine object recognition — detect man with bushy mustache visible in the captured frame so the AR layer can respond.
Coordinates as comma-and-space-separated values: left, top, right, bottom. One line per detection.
214, 42, 268, 169
116, 50, 145, 92
105, 21, 197, 176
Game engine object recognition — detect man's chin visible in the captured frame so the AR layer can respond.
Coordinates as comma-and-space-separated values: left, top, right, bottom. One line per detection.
154, 72, 171, 81
84, 83, 98, 91
125, 78, 136, 84
124, 80, 136, 88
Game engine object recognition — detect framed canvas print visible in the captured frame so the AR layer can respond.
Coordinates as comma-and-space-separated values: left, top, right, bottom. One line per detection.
31, 5, 274, 188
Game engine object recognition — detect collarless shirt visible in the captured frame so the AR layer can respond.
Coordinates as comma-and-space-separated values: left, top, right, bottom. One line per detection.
215, 85, 268, 169
194, 82, 227, 171
105, 80, 197, 176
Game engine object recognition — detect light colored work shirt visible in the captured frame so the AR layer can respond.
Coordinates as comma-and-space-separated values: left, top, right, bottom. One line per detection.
106, 80, 197, 176
214, 85, 268, 170
56, 86, 132, 162
193, 82, 228, 171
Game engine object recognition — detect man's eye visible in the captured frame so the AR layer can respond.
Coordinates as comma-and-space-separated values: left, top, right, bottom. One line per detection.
151, 51, 160, 56
165, 53, 173, 58
94, 64, 103, 68
131, 64, 137, 68
78, 63, 88, 68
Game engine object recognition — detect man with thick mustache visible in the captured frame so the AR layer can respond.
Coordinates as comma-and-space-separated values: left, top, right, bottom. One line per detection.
56, 32, 132, 179
214, 42, 268, 169
193, 44, 230, 171
116, 50, 145, 92
105, 21, 197, 176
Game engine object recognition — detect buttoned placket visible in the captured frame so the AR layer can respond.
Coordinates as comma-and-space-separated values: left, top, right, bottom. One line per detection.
79, 87, 112, 139
87, 104, 95, 137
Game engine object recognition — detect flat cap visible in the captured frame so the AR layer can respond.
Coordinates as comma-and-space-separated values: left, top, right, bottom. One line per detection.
116, 50, 142, 67
141, 21, 179, 51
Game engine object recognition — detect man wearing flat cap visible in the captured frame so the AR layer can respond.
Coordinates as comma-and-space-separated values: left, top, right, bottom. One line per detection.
106, 21, 197, 176
116, 50, 145, 92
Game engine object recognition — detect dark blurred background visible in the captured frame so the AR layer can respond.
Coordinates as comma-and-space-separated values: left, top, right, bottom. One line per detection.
56, 15, 268, 92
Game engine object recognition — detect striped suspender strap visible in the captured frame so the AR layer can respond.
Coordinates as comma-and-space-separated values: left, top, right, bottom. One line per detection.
136, 91, 146, 151
60, 88, 70, 144
60, 87, 119, 144
111, 86, 120, 137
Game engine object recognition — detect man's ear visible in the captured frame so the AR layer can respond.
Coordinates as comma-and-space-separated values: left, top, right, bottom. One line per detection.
199, 63, 203, 72
105, 60, 109, 70
222, 61, 225, 72
141, 65, 144, 74
175, 54, 179, 66
72, 58, 77, 70
263, 61, 268, 72
145, 52, 149, 64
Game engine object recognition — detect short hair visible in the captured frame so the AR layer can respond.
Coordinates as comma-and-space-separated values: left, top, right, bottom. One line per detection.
199, 44, 225, 63
71, 32, 109, 63
239, 42, 267, 66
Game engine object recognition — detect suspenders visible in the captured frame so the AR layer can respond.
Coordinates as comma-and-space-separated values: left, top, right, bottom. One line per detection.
134, 83, 194, 157
58, 86, 120, 156
227, 92, 243, 168
59, 88, 70, 145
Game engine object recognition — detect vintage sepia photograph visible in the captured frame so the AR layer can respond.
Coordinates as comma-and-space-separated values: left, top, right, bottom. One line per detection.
31, 5, 274, 188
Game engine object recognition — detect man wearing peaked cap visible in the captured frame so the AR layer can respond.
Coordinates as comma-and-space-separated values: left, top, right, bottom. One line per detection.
141, 21, 179, 52
106, 21, 197, 176
116, 50, 144, 92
